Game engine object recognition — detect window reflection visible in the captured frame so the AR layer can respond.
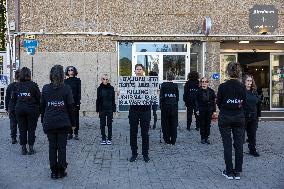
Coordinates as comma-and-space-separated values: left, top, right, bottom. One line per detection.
163, 55, 185, 80
137, 55, 159, 76
137, 44, 187, 52
271, 55, 284, 108
119, 42, 132, 76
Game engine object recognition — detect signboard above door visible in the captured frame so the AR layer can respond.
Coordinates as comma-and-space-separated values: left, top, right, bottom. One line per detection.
249, 5, 278, 34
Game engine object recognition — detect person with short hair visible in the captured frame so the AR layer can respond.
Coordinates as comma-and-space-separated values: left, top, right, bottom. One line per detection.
96, 74, 116, 145
5, 69, 20, 144
129, 64, 151, 163
11, 67, 40, 155
64, 66, 81, 140
183, 71, 200, 131
196, 77, 216, 144
217, 62, 246, 180
41, 65, 75, 179
242, 74, 261, 157
160, 72, 179, 145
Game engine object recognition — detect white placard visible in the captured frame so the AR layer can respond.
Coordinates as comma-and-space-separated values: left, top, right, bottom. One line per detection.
118, 76, 159, 106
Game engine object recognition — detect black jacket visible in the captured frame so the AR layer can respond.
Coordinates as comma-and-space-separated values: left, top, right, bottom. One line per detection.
160, 82, 179, 108
64, 77, 81, 105
11, 81, 41, 110
96, 83, 116, 112
183, 80, 199, 107
41, 84, 75, 133
196, 87, 216, 112
217, 79, 246, 116
5, 82, 17, 112
244, 90, 261, 118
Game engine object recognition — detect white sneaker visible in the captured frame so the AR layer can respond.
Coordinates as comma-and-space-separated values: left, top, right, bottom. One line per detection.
106, 140, 112, 145
101, 140, 106, 145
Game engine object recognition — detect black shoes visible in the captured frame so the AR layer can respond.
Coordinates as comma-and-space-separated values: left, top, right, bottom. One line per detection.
129, 155, 137, 162
21, 145, 28, 155
50, 166, 67, 179
28, 145, 35, 155
153, 124, 156, 130
143, 155, 150, 163
201, 139, 206, 144
249, 150, 260, 157
195, 127, 199, 131
11, 138, 17, 144
186, 127, 191, 131
73, 134, 79, 140
222, 170, 234, 180
234, 171, 241, 180
67, 134, 73, 140
205, 139, 211, 144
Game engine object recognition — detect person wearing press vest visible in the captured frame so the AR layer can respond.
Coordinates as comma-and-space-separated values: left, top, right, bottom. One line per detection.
242, 74, 261, 157
11, 67, 40, 155
196, 77, 217, 144
160, 72, 179, 145
5, 69, 20, 144
41, 65, 75, 179
183, 71, 200, 131
96, 74, 116, 145
149, 71, 158, 129
217, 62, 246, 180
64, 66, 81, 140
129, 64, 151, 163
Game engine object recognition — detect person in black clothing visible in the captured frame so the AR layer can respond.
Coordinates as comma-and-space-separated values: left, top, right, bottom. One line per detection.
41, 65, 75, 179
129, 64, 151, 163
183, 71, 200, 131
149, 71, 158, 129
96, 74, 116, 145
196, 77, 217, 144
242, 74, 261, 157
64, 66, 81, 140
217, 62, 246, 180
160, 72, 179, 145
11, 67, 40, 155
5, 69, 20, 144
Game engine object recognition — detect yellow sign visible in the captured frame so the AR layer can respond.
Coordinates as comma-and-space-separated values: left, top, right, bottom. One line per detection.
24, 34, 36, 39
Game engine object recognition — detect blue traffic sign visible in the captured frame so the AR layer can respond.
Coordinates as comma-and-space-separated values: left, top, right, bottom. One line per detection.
212, 73, 220, 80
23, 40, 38, 48
27, 48, 36, 55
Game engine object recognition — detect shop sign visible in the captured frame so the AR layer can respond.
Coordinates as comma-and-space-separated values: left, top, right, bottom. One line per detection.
249, 5, 278, 33
118, 76, 159, 106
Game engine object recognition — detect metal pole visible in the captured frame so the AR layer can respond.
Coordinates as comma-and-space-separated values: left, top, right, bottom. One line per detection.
31, 56, 33, 78
14, 0, 20, 68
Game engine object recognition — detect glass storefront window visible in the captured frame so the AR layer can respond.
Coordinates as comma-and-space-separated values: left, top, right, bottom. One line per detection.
137, 55, 159, 76
271, 54, 284, 109
136, 44, 187, 52
119, 42, 132, 76
163, 55, 185, 80
220, 54, 237, 83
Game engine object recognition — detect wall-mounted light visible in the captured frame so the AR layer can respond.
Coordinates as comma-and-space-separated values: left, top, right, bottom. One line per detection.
239, 41, 250, 44
275, 41, 284, 44
256, 68, 258, 71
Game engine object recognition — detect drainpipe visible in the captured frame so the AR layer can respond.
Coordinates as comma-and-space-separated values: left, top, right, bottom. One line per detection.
14, 0, 20, 68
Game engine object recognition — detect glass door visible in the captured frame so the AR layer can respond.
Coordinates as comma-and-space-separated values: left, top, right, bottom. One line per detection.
270, 53, 284, 110
220, 53, 238, 83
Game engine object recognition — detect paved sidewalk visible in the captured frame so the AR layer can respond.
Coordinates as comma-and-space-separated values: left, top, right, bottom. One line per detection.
0, 117, 283, 189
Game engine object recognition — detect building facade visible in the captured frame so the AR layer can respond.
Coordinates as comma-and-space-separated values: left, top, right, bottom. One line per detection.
2, 0, 284, 114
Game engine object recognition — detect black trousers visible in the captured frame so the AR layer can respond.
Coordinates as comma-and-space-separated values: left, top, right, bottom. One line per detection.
199, 110, 212, 140
153, 110, 157, 126
9, 111, 18, 139
129, 110, 151, 156
99, 110, 113, 141
186, 105, 199, 129
245, 117, 258, 152
16, 107, 39, 145
219, 115, 245, 174
69, 106, 80, 135
161, 104, 178, 144
47, 130, 68, 169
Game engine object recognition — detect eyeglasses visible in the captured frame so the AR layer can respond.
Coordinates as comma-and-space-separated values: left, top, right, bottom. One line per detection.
102, 78, 108, 81
201, 81, 209, 83
68, 69, 74, 72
